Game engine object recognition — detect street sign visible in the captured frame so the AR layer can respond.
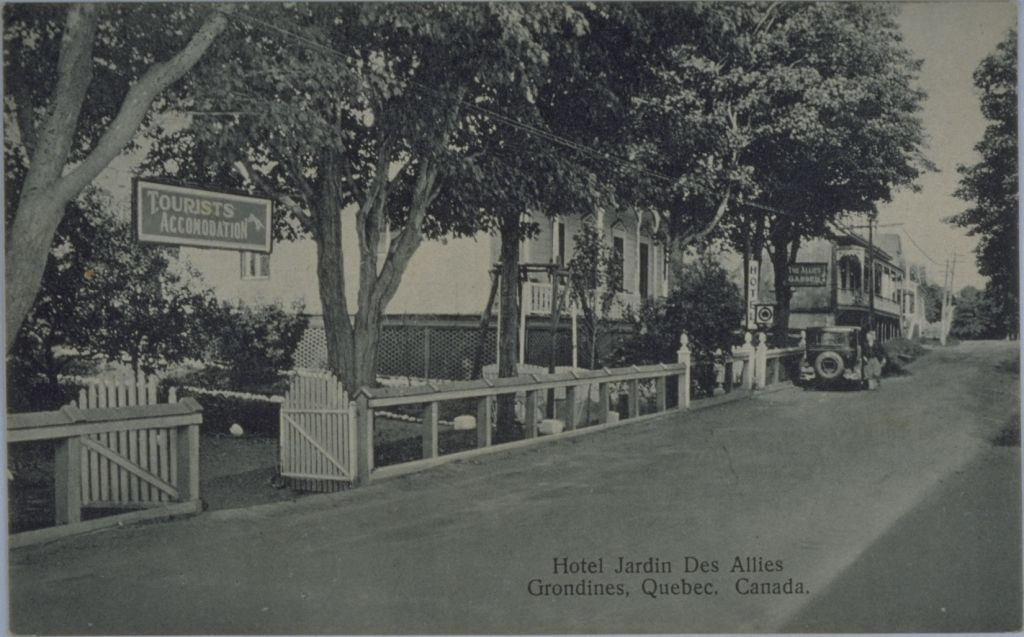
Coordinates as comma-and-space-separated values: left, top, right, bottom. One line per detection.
135, 179, 272, 253
754, 304, 776, 326
789, 263, 828, 287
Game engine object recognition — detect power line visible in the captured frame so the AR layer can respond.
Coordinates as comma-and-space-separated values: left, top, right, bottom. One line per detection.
229, 12, 929, 258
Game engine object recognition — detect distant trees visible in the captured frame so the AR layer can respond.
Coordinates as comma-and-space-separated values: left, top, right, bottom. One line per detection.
950, 286, 1003, 340
949, 30, 1018, 337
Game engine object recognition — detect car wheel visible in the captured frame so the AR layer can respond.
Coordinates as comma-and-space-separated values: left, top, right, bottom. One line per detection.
814, 351, 845, 381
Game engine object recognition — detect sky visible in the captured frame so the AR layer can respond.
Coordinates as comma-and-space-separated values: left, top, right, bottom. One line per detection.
879, 1, 1017, 290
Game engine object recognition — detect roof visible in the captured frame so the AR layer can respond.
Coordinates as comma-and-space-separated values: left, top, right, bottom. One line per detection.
876, 234, 903, 259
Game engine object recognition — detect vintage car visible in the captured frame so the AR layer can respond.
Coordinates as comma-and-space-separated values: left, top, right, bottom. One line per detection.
800, 326, 866, 387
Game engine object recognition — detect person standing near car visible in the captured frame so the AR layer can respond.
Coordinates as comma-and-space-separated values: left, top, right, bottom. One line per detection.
863, 329, 886, 389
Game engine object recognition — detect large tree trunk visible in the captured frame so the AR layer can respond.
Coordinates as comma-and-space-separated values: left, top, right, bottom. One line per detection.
312, 159, 438, 396
313, 176, 358, 394
5, 5, 231, 350
496, 222, 521, 441
769, 232, 800, 347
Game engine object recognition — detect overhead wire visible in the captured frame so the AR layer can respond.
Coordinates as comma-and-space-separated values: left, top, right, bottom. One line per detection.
228, 11, 932, 258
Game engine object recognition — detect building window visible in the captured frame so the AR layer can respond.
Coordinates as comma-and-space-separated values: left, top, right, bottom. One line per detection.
612, 235, 625, 291
241, 251, 270, 280
556, 221, 567, 266
639, 242, 650, 298
838, 255, 862, 290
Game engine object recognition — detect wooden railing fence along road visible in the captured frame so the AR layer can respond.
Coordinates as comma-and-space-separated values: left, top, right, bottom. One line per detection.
7, 376, 203, 548
340, 331, 803, 486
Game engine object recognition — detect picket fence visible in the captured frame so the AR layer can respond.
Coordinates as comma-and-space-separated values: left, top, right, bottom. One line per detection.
69, 373, 182, 509
278, 370, 357, 492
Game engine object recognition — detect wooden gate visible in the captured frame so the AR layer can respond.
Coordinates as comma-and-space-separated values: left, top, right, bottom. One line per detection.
279, 371, 356, 492
71, 373, 186, 510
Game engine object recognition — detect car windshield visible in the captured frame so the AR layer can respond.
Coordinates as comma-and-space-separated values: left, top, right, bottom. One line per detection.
810, 331, 853, 346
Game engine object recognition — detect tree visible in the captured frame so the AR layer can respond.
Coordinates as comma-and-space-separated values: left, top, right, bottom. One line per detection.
8, 189, 217, 408
628, 4, 930, 340
3, 4, 232, 350
567, 220, 623, 369
950, 286, 998, 340
150, 4, 595, 396
949, 30, 1018, 336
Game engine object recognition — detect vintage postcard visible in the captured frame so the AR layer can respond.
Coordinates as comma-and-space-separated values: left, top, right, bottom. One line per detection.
4, 1, 1021, 634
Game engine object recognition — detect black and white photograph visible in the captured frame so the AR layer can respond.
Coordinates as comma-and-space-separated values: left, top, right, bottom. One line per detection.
3, 1, 1021, 634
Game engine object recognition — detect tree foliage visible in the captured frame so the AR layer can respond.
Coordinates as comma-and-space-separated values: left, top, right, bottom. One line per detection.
148, 4, 594, 396
8, 190, 217, 409
949, 30, 1018, 336
612, 255, 744, 366
624, 4, 931, 339
950, 285, 1005, 340
3, 4, 232, 350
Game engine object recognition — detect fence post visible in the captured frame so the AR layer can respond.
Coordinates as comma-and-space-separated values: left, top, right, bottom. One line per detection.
564, 385, 577, 430
422, 401, 439, 459
356, 394, 374, 485
677, 333, 691, 409
175, 423, 200, 502
524, 390, 539, 438
755, 332, 768, 389
655, 376, 667, 411
714, 348, 724, 395
737, 332, 755, 390
476, 396, 492, 448
598, 382, 610, 423
53, 435, 82, 525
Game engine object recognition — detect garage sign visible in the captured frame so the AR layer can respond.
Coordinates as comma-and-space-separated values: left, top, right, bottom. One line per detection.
135, 179, 272, 253
789, 263, 828, 287
754, 304, 776, 326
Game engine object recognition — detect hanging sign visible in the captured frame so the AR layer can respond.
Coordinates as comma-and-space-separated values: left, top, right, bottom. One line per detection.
789, 263, 828, 287
135, 178, 272, 253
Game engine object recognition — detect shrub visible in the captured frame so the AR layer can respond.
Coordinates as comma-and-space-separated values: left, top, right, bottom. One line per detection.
208, 302, 309, 387
610, 255, 744, 367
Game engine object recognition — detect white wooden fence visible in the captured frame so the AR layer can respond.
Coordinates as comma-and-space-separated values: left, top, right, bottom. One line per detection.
69, 373, 182, 510
278, 370, 357, 492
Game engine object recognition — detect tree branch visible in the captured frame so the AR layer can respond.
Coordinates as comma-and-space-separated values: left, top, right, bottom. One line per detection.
57, 4, 234, 201
676, 184, 734, 251
20, 4, 100, 200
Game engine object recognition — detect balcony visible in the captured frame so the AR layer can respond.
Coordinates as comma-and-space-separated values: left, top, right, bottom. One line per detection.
523, 281, 643, 319
836, 288, 901, 317
524, 281, 555, 316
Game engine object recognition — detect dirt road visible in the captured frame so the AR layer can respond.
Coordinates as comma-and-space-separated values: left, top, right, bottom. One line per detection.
8, 341, 1021, 634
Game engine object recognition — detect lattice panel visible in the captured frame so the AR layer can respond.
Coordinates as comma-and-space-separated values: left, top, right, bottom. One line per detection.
294, 325, 328, 370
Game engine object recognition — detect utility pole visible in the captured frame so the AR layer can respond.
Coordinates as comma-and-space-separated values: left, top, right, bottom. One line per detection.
867, 218, 875, 331
940, 259, 950, 345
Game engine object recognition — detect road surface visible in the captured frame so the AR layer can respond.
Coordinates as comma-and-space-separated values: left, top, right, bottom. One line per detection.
8, 341, 1021, 634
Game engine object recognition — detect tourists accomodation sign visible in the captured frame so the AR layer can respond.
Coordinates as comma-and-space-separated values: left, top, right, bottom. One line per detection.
135, 179, 272, 253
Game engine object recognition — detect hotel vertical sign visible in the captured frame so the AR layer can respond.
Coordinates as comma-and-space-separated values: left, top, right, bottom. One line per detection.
746, 260, 759, 329
135, 179, 272, 253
